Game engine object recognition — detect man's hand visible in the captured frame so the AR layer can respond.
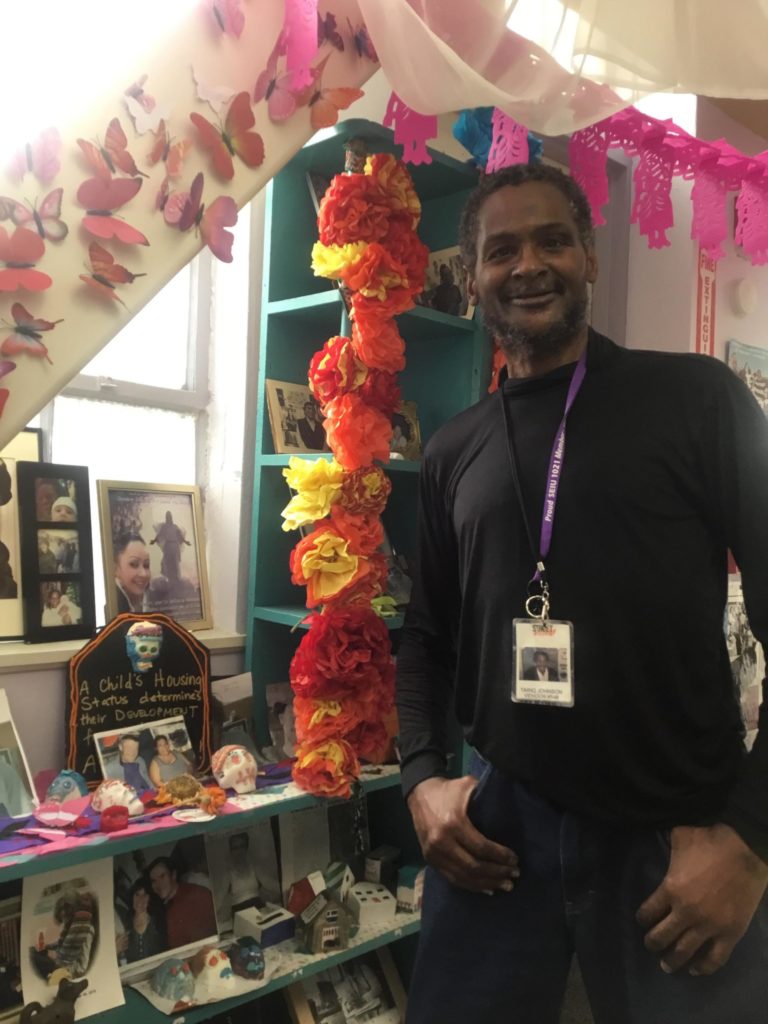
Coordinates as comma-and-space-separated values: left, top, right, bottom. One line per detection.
636, 823, 768, 976
407, 775, 519, 893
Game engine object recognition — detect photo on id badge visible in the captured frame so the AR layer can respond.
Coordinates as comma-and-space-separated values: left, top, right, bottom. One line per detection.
513, 618, 574, 706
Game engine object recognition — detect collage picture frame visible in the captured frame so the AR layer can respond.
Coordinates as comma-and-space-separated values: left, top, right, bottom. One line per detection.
17, 462, 96, 643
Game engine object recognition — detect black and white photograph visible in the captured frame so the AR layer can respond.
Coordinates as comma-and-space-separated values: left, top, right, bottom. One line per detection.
113, 836, 218, 978
726, 577, 764, 749
0, 690, 35, 819
415, 245, 474, 319
94, 716, 195, 792
205, 823, 281, 932
265, 379, 328, 455
37, 529, 79, 574
98, 481, 211, 629
286, 949, 405, 1024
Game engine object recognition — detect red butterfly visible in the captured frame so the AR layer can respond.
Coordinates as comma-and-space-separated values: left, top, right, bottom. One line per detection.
147, 121, 191, 179
163, 172, 238, 263
80, 242, 146, 308
77, 177, 149, 246
207, 0, 244, 38
306, 55, 364, 131
254, 32, 312, 123
318, 11, 344, 50
9, 128, 61, 185
347, 19, 378, 61
0, 189, 68, 242
0, 302, 62, 363
0, 228, 52, 292
77, 119, 146, 182
190, 91, 265, 180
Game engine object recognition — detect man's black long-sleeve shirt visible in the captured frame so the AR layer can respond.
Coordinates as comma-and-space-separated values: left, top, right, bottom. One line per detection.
396, 330, 768, 857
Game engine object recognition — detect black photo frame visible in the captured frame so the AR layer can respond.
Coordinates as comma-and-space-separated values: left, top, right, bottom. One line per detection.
17, 462, 96, 643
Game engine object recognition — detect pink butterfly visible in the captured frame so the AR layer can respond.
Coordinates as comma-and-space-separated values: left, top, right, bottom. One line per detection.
0, 189, 68, 242
0, 228, 52, 292
124, 76, 167, 134
0, 302, 62, 363
77, 177, 149, 246
9, 128, 62, 185
163, 172, 237, 263
254, 32, 312, 122
191, 66, 235, 116
207, 0, 245, 38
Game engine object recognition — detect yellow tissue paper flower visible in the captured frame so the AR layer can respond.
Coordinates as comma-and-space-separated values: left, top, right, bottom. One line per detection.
311, 240, 368, 280
280, 456, 345, 532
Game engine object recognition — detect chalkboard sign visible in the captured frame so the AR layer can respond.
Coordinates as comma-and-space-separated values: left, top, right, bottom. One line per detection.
66, 612, 212, 788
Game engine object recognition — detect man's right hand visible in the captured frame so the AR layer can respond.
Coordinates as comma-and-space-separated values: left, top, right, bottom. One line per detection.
407, 775, 520, 892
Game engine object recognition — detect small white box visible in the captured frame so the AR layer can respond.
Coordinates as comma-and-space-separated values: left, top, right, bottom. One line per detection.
233, 903, 295, 948
346, 882, 397, 929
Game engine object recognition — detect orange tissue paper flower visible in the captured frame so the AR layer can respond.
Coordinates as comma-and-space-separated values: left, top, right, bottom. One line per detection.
293, 696, 364, 745
290, 605, 393, 698
308, 335, 367, 409
292, 737, 360, 799
347, 718, 391, 764
330, 504, 384, 556
366, 153, 421, 229
289, 523, 368, 607
358, 368, 401, 417
340, 242, 409, 300
339, 465, 392, 516
384, 218, 430, 296
318, 173, 391, 247
351, 315, 405, 374
323, 392, 392, 471
351, 285, 415, 322
333, 550, 389, 607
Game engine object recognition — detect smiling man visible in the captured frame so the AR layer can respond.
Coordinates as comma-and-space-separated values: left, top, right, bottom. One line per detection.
397, 164, 768, 1024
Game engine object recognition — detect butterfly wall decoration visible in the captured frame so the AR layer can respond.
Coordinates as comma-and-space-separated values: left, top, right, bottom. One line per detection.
148, 121, 191, 180
0, 189, 68, 243
254, 32, 313, 123
80, 242, 146, 307
77, 177, 149, 246
163, 171, 237, 262
124, 76, 168, 135
305, 54, 364, 131
347, 19, 378, 61
191, 66, 236, 116
0, 303, 62, 363
190, 91, 265, 180
8, 128, 62, 185
0, 228, 52, 292
318, 11, 344, 50
77, 119, 146, 182
206, 0, 245, 38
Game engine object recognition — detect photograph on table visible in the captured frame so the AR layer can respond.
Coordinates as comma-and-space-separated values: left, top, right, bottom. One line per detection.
265, 379, 329, 455
0, 690, 36, 819
0, 459, 22, 640
388, 402, 422, 463
17, 462, 96, 643
97, 481, 211, 629
0, 894, 22, 1021
205, 823, 281, 932
93, 716, 195, 792
415, 244, 474, 319
285, 948, 405, 1024
113, 834, 219, 980
21, 861, 124, 1018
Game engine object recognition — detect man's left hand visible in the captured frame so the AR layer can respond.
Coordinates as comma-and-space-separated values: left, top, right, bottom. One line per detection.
636, 823, 768, 976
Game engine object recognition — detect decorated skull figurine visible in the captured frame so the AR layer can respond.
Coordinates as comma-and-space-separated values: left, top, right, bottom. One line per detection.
91, 778, 145, 817
125, 620, 163, 673
192, 948, 235, 1001
211, 745, 258, 794
229, 936, 265, 981
45, 770, 89, 804
150, 958, 195, 1003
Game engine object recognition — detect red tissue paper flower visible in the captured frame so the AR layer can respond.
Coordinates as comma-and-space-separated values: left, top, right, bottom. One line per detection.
293, 737, 360, 799
338, 465, 392, 516
308, 334, 367, 410
358, 368, 401, 417
293, 695, 365, 745
330, 504, 384, 556
351, 314, 406, 373
318, 173, 391, 247
323, 392, 392, 470
334, 550, 389, 607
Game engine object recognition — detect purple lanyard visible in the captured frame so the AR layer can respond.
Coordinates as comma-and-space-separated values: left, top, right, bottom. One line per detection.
499, 349, 587, 607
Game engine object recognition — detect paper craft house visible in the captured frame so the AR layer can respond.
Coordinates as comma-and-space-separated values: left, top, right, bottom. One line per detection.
346, 882, 397, 929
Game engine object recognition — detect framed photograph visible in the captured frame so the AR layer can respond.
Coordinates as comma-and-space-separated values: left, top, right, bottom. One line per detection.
205, 823, 281, 932
726, 576, 764, 750
0, 459, 23, 640
97, 481, 212, 630
0, 894, 22, 1021
112, 835, 219, 981
265, 379, 329, 455
306, 170, 332, 216
389, 401, 422, 462
0, 427, 42, 463
285, 948, 406, 1024
0, 691, 35, 819
93, 715, 195, 791
725, 338, 768, 416
416, 245, 474, 319
16, 462, 96, 643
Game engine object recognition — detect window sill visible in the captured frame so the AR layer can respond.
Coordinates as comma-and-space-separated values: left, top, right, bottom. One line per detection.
0, 629, 246, 675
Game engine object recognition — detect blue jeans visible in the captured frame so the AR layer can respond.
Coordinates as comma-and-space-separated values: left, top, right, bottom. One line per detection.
406, 761, 768, 1024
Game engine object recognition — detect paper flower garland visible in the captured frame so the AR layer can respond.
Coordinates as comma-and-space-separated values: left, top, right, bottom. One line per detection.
282, 150, 427, 798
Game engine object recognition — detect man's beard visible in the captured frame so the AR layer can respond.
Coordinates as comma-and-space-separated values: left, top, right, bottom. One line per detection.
483, 292, 589, 363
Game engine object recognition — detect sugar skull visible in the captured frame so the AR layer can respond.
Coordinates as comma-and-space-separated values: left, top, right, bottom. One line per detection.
193, 949, 235, 1000
211, 745, 258, 794
91, 778, 145, 817
229, 936, 265, 981
45, 770, 89, 804
150, 958, 195, 1002
125, 620, 163, 673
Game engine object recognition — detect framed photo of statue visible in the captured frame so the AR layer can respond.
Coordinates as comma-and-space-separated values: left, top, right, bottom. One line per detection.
265, 379, 329, 455
97, 482, 212, 630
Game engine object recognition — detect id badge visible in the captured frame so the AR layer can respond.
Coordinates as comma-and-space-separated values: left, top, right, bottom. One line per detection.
512, 618, 574, 707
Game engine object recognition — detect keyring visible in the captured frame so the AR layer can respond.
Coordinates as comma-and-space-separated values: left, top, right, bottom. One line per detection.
525, 592, 550, 620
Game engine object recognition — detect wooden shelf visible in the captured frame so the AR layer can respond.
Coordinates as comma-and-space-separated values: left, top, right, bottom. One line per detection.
252, 605, 404, 630
259, 453, 420, 474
